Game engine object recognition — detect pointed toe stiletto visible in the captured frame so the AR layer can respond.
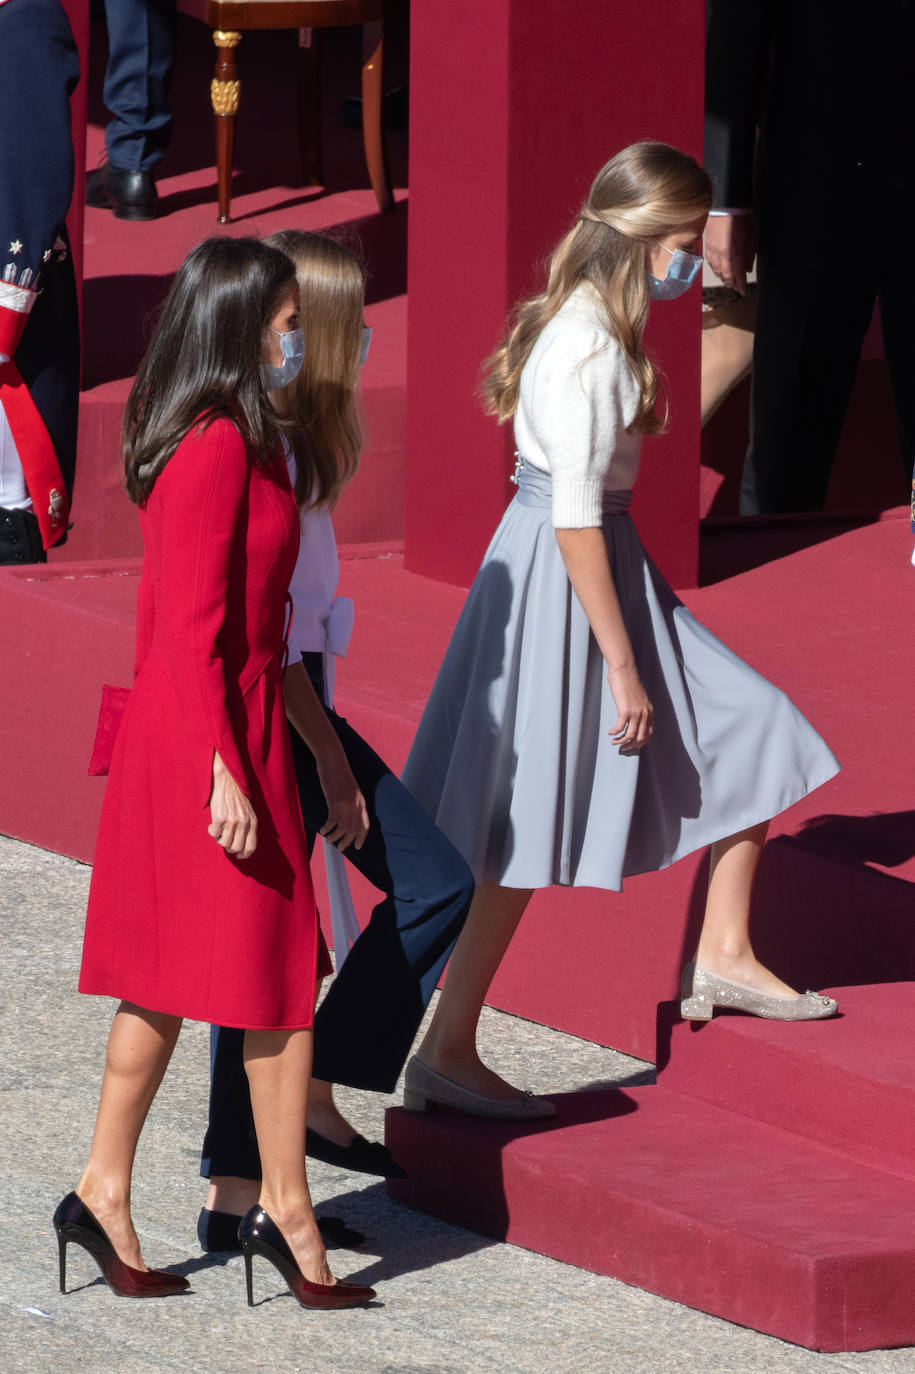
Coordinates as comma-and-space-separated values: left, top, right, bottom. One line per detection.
680, 962, 838, 1022
402, 1055, 557, 1120
238, 1207, 376, 1310
53, 1193, 189, 1298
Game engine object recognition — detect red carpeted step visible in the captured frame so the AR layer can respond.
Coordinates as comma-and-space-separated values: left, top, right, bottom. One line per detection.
385, 1083, 915, 1352
660, 983, 915, 1182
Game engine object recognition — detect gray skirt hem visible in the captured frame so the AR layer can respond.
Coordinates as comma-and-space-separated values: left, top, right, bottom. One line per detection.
403, 492, 841, 898
477, 764, 840, 893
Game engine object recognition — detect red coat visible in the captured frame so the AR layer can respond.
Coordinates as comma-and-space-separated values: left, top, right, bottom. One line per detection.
79, 419, 320, 1029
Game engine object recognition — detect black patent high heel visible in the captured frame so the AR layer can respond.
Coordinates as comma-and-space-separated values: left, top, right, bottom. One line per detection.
239, 1206, 376, 1310
53, 1192, 189, 1298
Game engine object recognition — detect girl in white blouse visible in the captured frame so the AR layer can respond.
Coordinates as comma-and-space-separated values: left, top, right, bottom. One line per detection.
401, 142, 840, 1121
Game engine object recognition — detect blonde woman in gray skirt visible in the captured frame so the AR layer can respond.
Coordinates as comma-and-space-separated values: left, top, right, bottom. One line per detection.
400, 142, 841, 1121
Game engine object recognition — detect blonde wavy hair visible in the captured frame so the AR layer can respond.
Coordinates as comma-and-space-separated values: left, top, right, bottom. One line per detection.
482, 141, 712, 435
265, 229, 366, 509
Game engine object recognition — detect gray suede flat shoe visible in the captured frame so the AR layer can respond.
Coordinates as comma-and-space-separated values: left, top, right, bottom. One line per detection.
403, 1055, 556, 1120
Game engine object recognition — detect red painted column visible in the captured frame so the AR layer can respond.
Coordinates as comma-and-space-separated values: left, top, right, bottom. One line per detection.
405, 0, 704, 589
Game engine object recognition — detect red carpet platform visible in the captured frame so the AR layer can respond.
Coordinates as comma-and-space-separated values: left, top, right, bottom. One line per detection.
386, 984, 915, 1352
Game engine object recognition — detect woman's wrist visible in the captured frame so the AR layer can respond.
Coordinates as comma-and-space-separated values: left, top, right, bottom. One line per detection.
314, 733, 348, 773
606, 657, 637, 676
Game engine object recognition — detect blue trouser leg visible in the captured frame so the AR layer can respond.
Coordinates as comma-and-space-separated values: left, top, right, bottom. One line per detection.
201, 658, 474, 1179
103, 0, 176, 171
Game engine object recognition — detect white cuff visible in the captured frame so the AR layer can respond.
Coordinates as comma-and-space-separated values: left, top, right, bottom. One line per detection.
0, 280, 38, 314
551, 476, 604, 529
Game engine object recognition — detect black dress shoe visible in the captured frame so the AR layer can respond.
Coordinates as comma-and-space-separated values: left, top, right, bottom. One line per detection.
197, 1207, 365, 1254
86, 164, 159, 221
305, 1128, 408, 1179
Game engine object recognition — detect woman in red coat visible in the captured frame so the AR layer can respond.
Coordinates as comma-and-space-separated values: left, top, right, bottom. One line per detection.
54, 238, 374, 1312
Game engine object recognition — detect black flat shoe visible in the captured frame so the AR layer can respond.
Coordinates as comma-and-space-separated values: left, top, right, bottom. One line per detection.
86, 164, 160, 221
198, 1207, 365, 1253
306, 1127, 408, 1179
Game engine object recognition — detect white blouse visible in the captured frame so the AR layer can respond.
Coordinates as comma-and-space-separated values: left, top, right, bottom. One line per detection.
513, 281, 642, 529
284, 442, 352, 663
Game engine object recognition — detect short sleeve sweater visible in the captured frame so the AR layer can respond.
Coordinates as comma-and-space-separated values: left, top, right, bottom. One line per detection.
284, 440, 340, 658
512, 281, 642, 529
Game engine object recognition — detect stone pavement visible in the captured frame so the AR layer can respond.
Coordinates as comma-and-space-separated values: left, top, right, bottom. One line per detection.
1, 833, 913, 1374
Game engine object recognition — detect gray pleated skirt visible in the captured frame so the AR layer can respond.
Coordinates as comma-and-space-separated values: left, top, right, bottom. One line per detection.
402, 462, 841, 891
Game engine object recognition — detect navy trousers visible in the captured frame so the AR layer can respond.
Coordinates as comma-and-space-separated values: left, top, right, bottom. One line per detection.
103, 0, 176, 171
200, 654, 474, 1179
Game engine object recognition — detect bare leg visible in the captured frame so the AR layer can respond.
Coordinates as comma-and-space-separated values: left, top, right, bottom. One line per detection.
206, 970, 360, 1214
244, 1026, 334, 1286
416, 881, 533, 1099
695, 821, 800, 997
75, 1001, 182, 1269
205, 1174, 258, 1215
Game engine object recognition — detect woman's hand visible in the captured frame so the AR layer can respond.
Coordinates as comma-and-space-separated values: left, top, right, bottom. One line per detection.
607, 662, 653, 750
554, 528, 653, 752
208, 751, 258, 859
317, 745, 370, 851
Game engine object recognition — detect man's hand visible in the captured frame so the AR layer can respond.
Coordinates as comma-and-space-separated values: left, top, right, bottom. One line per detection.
704, 214, 757, 295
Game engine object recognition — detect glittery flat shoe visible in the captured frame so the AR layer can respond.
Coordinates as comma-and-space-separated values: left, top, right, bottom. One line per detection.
680, 962, 838, 1022
402, 1055, 556, 1120
239, 1207, 376, 1310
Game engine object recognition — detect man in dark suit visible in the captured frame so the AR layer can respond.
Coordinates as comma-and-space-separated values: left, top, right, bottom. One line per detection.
705, 0, 915, 514
86, 1, 176, 220
0, 0, 80, 563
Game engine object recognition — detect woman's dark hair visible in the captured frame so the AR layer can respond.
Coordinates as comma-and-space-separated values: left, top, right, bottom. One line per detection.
123, 237, 297, 504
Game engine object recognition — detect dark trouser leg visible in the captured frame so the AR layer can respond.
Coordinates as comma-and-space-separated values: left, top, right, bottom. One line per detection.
740, 248, 876, 514
299, 713, 474, 1092
200, 1026, 260, 1179
201, 669, 473, 1177
103, 0, 176, 171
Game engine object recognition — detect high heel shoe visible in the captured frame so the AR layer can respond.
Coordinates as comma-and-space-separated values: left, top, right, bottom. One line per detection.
53, 1192, 189, 1298
403, 1055, 556, 1120
680, 962, 838, 1022
238, 1206, 376, 1310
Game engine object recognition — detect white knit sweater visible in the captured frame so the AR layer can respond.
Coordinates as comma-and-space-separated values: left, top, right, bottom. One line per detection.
513, 282, 642, 528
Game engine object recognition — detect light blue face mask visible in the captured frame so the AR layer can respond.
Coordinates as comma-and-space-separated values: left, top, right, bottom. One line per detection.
646, 243, 703, 301
261, 326, 305, 390
359, 325, 373, 368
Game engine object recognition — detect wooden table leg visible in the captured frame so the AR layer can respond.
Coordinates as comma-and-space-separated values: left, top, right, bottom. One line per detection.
362, 20, 394, 213
211, 29, 241, 223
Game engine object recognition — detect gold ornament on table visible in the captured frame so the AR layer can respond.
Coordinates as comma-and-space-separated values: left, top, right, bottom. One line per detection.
211, 78, 240, 116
